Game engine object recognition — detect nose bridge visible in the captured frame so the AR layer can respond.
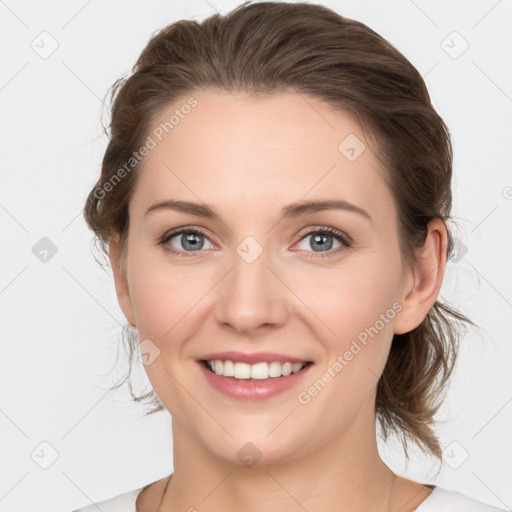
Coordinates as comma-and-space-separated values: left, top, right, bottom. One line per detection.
215, 234, 287, 332
233, 234, 269, 290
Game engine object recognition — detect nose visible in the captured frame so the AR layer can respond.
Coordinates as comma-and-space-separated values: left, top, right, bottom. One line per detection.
214, 241, 289, 335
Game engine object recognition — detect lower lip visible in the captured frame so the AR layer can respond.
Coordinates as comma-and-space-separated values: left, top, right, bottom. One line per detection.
198, 361, 313, 400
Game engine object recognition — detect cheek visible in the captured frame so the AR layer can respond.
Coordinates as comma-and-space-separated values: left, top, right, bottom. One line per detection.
127, 250, 214, 341
299, 268, 401, 416
130, 274, 172, 337
296, 259, 401, 338
293, 259, 403, 386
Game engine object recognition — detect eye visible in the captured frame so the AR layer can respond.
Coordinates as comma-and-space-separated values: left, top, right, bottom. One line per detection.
158, 225, 352, 259
294, 227, 352, 258
159, 227, 215, 257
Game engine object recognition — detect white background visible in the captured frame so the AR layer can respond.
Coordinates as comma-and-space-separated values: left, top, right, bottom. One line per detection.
0, 1, 511, 511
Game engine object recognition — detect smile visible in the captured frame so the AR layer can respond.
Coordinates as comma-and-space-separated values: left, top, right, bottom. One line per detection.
204, 359, 311, 379
198, 358, 314, 400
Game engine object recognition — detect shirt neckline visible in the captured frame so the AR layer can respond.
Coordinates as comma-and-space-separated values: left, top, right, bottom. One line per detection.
412, 485, 438, 511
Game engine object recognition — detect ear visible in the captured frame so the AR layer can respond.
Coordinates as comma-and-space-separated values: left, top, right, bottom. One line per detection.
393, 218, 448, 335
109, 234, 137, 329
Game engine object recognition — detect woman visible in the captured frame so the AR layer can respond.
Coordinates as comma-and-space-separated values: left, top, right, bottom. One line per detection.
74, 2, 509, 511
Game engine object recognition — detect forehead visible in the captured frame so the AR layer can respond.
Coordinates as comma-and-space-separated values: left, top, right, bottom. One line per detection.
129, 89, 395, 226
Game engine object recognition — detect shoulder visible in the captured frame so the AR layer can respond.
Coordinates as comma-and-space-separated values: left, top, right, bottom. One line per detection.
416, 486, 510, 512
70, 486, 146, 512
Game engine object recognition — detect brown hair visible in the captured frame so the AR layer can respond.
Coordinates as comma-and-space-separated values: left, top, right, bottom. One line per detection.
84, 1, 474, 464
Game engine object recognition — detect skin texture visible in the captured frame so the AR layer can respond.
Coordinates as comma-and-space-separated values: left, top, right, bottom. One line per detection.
109, 89, 446, 511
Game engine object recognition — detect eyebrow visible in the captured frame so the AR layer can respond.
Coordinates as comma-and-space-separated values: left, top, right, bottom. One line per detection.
144, 198, 372, 222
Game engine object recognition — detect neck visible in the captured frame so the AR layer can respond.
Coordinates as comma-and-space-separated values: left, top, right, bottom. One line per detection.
159, 400, 399, 512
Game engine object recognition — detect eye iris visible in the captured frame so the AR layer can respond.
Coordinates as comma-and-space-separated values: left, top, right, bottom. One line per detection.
310, 233, 333, 252
181, 232, 204, 251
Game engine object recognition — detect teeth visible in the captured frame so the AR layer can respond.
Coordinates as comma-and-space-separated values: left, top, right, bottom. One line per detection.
213, 360, 223, 375
207, 360, 306, 379
250, 362, 268, 379
235, 362, 251, 379
223, 360, 234, 377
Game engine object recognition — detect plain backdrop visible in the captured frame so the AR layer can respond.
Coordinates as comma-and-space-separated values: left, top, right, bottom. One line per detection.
0, 1, 511, 511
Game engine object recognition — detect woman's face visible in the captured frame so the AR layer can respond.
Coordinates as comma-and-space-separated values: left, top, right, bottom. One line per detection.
112, 89, 423, 465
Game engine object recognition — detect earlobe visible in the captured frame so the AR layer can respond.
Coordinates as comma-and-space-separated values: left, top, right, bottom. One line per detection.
109, 234, 137, 329
393, 219, 448, 335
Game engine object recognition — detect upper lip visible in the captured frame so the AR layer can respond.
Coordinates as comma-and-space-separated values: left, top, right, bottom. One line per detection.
199, 351, 312, 365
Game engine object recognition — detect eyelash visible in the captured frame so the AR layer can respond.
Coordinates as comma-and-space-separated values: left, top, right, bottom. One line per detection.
158, 225, 352, 259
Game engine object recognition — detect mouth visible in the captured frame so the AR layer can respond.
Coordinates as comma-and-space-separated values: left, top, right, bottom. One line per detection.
197, 356, 314, 401
196, 350, 315, 400
200, 359, 313, 381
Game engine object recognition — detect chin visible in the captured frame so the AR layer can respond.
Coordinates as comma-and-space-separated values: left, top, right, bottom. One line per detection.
197, 424, 305, 467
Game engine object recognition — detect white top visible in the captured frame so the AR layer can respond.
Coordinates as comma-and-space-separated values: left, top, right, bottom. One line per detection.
72, 484, 510, 512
